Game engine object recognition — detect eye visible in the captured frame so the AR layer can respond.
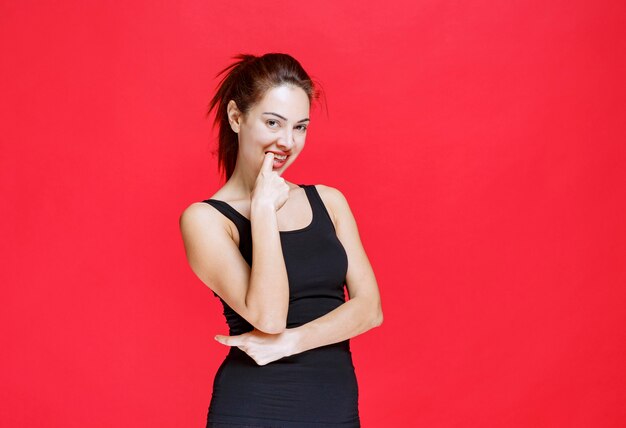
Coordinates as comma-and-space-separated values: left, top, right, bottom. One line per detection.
266, 119, 279, 128
296, 124, 308, 132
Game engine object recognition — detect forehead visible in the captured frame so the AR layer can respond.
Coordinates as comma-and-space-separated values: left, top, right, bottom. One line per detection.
254, 84, 310, 115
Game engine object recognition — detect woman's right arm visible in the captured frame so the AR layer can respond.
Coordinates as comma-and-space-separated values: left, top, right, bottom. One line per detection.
179, 202, 289, 334
179, 153, 290, 334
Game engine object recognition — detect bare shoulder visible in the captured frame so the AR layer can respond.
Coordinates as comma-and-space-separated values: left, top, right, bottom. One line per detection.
179, 201, 217, 225
179, 201, 233, 239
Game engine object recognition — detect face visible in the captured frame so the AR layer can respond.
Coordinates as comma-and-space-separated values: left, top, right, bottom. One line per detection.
228, 84, 310, 175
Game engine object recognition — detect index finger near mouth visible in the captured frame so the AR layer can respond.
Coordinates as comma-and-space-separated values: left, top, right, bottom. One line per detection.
261, 152, 275, 173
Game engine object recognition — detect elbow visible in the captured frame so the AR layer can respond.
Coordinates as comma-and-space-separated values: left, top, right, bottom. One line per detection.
244, 295, 288, 334
255, 318, 287, 335
370, 300, 383, 328
360, 297, 383, 330
372, 311, 383, 328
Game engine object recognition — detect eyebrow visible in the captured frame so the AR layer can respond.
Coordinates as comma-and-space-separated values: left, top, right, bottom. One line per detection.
262, 112, 310, 123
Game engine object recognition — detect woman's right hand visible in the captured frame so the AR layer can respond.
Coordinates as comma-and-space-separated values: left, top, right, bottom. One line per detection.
251, 152, 290, 212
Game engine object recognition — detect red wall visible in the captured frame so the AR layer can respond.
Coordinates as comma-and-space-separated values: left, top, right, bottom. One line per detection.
2, 1, 625, 427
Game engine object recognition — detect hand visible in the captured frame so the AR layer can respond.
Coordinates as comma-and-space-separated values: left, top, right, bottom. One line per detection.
251, 152, 290, 212
214, 328, 300, 366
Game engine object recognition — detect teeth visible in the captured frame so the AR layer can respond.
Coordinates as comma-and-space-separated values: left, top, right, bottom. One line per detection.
274, 154, 287, 160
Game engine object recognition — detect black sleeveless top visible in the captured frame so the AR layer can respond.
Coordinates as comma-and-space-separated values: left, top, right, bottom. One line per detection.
201, 184, 360, 428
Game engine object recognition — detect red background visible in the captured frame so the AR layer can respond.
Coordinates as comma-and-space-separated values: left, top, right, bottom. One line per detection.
2, 1, 625, 427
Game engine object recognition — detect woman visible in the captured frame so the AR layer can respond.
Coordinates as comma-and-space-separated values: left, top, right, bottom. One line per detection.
180, 53, 383, 428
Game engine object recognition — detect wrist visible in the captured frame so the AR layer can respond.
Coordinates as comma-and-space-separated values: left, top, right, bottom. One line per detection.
250, 198, 275, 215
285, 327, 304, 357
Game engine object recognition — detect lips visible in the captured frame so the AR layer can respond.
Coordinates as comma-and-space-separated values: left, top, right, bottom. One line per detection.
266, 150, 288, 156
272, 156, 288, 168
265, 151, 289, 161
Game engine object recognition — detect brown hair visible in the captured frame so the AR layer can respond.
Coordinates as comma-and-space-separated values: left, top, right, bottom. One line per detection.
206, 53, 324, 181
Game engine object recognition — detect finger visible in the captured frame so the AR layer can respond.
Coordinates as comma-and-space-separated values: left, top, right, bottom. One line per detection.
214, 335, 238, 346
261, 152, 275, 173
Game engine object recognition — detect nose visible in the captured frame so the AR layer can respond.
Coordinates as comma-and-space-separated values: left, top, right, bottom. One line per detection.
277, 128, 295, 150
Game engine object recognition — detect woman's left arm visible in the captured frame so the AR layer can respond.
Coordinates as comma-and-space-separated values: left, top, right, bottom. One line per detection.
290, 184, 383, 353
214, 185, 383, 365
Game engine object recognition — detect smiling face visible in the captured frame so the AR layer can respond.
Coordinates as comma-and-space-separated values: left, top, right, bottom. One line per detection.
228, 84, 310, 176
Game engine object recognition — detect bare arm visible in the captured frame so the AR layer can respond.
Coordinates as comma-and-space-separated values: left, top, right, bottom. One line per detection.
246, 198, 289, 331
180, 153, 290, 334
291, 184, 383, 352
213, 184, 383, 364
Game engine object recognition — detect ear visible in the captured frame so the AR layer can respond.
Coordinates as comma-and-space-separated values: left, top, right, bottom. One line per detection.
227, 100, 242, 133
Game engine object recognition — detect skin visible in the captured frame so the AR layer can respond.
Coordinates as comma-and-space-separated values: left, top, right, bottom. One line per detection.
224, 84, 310, 198
181, 84, 383, 365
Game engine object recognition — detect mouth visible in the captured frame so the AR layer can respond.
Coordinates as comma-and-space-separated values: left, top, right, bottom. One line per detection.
266, 151, 289, 169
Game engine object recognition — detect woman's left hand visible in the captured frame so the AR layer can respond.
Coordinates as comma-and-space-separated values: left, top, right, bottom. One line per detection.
214, 328, 300, 366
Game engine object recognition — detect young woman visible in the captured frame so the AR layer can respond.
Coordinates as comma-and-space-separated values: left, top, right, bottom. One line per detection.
179, 53, 383, 428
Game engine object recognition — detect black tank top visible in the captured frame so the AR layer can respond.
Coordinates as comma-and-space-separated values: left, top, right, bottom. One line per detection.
201, 184, 360, 427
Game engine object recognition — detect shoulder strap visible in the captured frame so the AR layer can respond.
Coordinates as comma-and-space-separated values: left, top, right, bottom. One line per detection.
200, 198, 253, 268
201, 199, 250, 235
202, 199, 250, 248
304, 184, 338, 233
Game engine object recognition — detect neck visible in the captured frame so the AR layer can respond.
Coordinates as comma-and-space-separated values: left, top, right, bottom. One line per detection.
224, 158, 258, 201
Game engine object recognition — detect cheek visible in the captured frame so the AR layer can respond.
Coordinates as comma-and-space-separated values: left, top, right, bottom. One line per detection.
241, 126, 272, 147
251, 125, 276, 144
